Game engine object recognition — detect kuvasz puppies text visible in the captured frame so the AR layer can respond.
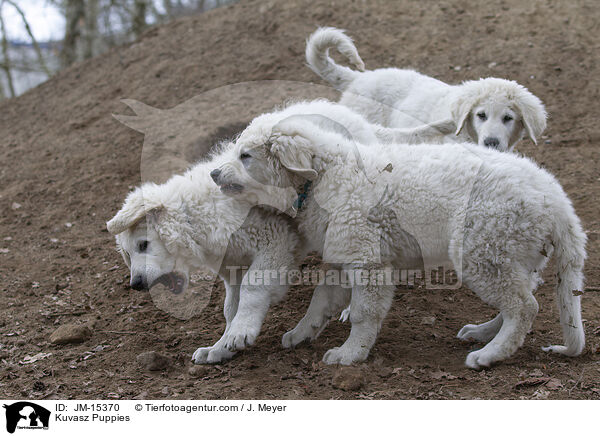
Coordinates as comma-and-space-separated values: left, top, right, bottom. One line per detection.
306, 27, 547, 151
106, 142, 301, 364
212, 113, 586, 369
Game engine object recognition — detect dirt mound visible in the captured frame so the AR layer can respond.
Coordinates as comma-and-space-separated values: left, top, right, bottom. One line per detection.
1, 0, 599, 399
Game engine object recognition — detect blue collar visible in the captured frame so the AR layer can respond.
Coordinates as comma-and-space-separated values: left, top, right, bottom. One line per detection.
293, 181, 312, 211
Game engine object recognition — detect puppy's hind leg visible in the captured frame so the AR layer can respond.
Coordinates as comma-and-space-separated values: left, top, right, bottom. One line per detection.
457, 313, 503, 343
463, 267, 538, 370
282, 283, 351, 348
323, 265, 395, 365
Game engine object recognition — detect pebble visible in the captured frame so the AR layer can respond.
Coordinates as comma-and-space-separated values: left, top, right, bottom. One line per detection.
421, 316, 436, 325
136, 351, 169, 371
49, 324, 92, 345
188, 365, 210, 378
332, 367, 365, 391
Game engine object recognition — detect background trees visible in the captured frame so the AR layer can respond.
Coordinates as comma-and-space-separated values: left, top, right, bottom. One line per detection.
0, 0, 235, 98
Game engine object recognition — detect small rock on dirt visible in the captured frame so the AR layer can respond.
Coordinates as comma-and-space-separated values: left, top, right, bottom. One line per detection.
49, 324, 92, 345
188, 365, 209, 378
136, 351, 169, 371
421, 316, 436, 325
332, 367, 365, 391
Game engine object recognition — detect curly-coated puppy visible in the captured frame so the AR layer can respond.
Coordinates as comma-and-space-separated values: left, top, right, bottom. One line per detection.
107, 142, 300, 364
306, 27, 547, 152
212, 114, 585, 369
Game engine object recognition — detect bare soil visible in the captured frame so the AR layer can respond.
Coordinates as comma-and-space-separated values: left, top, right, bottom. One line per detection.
1, 0, 599, 399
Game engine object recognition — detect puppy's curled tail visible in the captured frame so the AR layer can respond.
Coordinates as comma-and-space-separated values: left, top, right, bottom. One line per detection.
543, 197, 587, 357
305, 27, 365, 91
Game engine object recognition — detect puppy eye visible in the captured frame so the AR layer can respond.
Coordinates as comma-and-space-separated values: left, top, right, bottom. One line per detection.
477, 112, 487, 121
503, 115, 513, 123
240, 152, 251, 160
138, 241, 148, 252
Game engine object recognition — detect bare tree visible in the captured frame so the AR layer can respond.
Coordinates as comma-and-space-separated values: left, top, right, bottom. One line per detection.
4, 0, 51, 75
0, 1, 15, 97
132, 0, 148, 38
61, 0, 85, 67
84, 0, 99, 59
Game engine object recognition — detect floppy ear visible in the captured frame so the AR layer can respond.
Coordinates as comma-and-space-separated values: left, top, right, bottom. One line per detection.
270, 119, 318, 180
106, 186, 163, 234
450, 94, 475, 136
270, 138, 318, 180
515, 93, 547, 145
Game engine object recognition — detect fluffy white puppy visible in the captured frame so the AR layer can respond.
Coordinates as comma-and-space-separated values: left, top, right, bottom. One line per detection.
106, 142, 301, 364
306, 27, 547, 151
207, 99, 453, 347
212, 113, 586, 369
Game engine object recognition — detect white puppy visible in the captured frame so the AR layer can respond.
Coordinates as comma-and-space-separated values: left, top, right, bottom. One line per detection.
213, 113, 586, 369
306, 27, 547, 151
208, 99, 452, 347
106, 142, 301, 364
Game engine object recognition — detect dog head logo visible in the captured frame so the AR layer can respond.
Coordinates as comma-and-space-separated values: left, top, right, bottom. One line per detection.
3, 402, 50, 434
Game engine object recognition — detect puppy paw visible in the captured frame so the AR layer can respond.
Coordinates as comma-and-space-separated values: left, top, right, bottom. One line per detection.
457, 323, 496, 343
192, 345, 236, 364
541, 345, 570, 355
206, 346, 236, 363
191, 346, 212, 364
282, 319, 328, 349
281, 330, 304, 349
465, 349, 495, 370
322, 345, 368, 366
222, 329, 259, 352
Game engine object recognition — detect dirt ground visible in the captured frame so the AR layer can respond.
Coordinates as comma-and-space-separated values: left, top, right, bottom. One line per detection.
1, 0, 600, 400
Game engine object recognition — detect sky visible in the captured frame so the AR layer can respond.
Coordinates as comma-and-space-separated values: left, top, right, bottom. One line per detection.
2, 0, 64, 42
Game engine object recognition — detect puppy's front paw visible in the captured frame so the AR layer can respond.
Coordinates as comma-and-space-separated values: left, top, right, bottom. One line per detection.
465, 348, 495, 370
541, 344, 569, 355
457, 323, 495, 343
282, 321, 327, 349
191, 345, 235, 364
192, 346, 212, 364
222, 328, 259, 352
206, 346, 236, 363
322, 345, 368, 366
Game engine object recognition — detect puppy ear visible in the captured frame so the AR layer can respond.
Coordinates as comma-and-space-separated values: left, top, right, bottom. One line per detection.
271, 139, 318, 180
450, 94, 475, 136
270, 120, 318, 180
106, 185, 163, 234
515, 92, 547, 145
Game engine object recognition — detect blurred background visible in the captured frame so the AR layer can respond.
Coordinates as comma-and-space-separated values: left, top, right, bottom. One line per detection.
0, 0, 237, 97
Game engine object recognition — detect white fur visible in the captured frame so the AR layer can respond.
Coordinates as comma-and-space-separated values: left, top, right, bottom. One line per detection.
216, 112, 586, 369
306, 27, 547, 151
107, 142, 301, 364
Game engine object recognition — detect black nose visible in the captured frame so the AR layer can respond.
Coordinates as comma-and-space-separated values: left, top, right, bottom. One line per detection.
130, 275, 147, 291
210, 169, 221, 183
484, 137, 500, 148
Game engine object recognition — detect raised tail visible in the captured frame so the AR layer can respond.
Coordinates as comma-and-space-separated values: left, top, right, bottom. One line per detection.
305, 27, 365, 91
542, 198, 587, 356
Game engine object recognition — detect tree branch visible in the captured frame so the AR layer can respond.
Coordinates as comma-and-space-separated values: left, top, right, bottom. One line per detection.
4, 0, 51, 76
0, 1, 16, 97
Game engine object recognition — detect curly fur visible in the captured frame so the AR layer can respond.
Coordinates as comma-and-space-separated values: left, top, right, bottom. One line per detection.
216, 112, 585, 369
